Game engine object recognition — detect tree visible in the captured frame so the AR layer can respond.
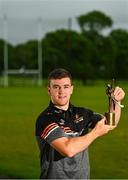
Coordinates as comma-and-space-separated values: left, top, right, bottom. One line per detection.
77, 10, 113, 34
96, 36, 116, 79
76, 10, 116, 79
11, 40, 38, 69
0, 39, 4, 74
110, 29, 128, 79
42, 29, 93, 83
0, 39, 13, 75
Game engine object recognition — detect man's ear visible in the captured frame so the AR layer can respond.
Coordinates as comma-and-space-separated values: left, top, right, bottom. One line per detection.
48, 87, 51, 95
71, 85, 74, 94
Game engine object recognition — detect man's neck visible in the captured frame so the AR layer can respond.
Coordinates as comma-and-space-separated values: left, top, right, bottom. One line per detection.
55, 104, 69, 111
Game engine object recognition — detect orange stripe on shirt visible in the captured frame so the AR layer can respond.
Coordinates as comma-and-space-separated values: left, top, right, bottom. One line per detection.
60, 126, 72, 133
41, 123, 58, 139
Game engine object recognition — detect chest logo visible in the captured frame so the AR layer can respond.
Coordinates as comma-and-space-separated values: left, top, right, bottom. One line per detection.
59, 119, 65, 125
74, 114, 84, 123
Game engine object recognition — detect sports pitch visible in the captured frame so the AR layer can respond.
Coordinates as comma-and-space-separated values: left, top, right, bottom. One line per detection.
0, 85, 127, 179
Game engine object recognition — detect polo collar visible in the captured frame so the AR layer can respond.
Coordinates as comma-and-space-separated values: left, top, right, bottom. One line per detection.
49, 101, 73, 114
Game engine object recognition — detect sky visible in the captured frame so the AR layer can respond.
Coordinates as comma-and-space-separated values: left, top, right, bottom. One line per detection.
0, 0, 128, 45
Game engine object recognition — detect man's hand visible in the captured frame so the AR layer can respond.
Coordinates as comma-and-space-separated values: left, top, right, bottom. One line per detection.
113, 86, 125, 102
92, 117, 116, 138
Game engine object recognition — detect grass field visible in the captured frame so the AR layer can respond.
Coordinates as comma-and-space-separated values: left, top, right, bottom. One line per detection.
0, 84, 127, 179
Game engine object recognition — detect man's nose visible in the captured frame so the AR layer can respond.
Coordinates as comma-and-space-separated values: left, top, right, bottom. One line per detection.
58, 87, 64, 93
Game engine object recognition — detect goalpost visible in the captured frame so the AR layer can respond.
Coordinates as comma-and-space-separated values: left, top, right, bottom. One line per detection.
3, 15, 42, 87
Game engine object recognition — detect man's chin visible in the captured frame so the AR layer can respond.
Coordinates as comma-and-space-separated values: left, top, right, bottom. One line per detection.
57, 103, 67, 106
55, 100, 68, 107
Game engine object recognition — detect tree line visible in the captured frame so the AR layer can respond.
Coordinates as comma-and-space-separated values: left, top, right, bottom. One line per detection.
0, 10, 128, 84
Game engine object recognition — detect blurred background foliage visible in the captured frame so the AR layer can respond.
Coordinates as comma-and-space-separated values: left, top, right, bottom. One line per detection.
0, 10, 128, 85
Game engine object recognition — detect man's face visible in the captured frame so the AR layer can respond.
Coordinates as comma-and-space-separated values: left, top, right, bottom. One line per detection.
48, 77, 73, 108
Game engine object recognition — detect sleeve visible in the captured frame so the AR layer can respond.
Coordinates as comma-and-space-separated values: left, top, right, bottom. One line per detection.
36, 114, 68, 144
84, 108, 103, 129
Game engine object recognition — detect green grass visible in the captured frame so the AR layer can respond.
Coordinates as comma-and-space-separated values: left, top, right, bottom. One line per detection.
0, 84, 127, 179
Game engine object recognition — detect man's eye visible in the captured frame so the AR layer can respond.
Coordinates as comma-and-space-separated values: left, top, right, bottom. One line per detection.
64, 85, 70, 88
53, 86, 59, 89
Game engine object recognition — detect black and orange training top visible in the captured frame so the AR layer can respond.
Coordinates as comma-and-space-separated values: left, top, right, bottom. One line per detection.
35, 101, 102, 179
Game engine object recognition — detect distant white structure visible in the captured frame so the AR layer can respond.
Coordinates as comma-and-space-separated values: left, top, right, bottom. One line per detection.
2, 15, 43, 87
3, 14, 8, 87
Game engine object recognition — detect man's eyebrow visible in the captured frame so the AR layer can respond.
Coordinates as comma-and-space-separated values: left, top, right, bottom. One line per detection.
52, 84, 71, 86
64, 84, 71, 86
52, 84, 59, 86
51, 84, 59, 88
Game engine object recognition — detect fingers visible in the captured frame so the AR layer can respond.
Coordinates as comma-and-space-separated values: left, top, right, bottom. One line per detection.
98, 117, 116, 131
114, 86, 122, 96
102, 116, 116, 128
107, 125, 116, 131
94, 118, 116, 137
98, 117, 106, 125
113, 86, 125, 101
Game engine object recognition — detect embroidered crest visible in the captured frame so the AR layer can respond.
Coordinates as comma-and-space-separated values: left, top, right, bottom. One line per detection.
59, 119, 65, 125
74, 114, 84, 123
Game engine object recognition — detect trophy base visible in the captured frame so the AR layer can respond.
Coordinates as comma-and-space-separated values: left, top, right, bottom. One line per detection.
105, 112, 115, 126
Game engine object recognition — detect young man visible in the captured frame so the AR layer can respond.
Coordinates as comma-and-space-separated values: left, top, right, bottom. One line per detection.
35, 68, 125, 179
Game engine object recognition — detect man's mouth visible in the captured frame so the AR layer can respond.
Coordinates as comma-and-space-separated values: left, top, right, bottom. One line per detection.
58, 96, 66, 99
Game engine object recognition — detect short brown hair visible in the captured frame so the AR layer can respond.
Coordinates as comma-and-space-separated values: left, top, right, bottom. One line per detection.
48, 68, 72, 86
